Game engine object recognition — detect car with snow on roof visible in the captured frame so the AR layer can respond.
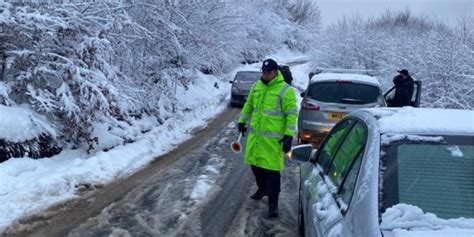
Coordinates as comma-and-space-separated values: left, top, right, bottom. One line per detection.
291, 107, 474, 237
298, 68, 421, 146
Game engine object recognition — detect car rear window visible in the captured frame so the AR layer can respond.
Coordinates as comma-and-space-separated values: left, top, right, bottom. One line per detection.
307, 81, 380, 104
380, 135, 474, 219
235, 72, 260, 82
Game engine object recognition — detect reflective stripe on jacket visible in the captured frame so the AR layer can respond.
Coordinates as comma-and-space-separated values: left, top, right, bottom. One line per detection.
238, 71, 298, 171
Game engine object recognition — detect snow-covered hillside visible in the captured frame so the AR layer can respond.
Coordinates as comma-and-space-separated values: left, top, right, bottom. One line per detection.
0, 1, 472, 235
309, 10, 474, 109
0, 1, 320, 153
0, 50, 307, 231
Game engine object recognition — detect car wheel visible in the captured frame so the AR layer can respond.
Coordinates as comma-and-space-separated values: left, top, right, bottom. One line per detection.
298, 184, 305, 236
230, 102, 240, 108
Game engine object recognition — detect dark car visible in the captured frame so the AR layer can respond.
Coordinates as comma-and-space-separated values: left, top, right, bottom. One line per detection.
229, 71, 260, 107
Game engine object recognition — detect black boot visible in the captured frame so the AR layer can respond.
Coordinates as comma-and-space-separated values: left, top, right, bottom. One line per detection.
250, 166, 267, 200
266, 169, 280, 218
250, 189, 266, 200
268, 198, 279, 218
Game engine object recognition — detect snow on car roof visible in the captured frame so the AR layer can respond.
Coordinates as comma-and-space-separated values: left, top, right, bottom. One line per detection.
311, 73, 380, 86
362, 107, 474, 135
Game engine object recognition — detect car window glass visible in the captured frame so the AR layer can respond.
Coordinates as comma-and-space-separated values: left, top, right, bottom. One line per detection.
399, 144, 473, 219
235, 72, 260, 82
385, 86, 396, 101
338, 149, 364, 205
328, 122, 367, 187
317, 119, 354, 172
308, 82, 381, 104
382, 139, 474, 219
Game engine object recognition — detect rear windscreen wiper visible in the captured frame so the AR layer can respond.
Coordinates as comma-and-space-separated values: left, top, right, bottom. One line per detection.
340, 98, 365, 104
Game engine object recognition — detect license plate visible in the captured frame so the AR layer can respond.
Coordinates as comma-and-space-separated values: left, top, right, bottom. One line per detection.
328, 112, 346, 120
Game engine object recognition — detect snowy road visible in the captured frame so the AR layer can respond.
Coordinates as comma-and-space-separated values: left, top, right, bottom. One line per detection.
9, 107, 300, 237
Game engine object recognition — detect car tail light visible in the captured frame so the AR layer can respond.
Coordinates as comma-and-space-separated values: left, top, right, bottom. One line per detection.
336, 80, 352, 83
372, 100, 387, 108
301, 99, 320, 111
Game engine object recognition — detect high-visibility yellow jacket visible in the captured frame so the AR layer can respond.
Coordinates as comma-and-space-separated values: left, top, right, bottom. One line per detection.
238, 71, 298, 171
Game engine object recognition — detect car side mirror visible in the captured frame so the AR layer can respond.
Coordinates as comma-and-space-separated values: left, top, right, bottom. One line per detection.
229, 81, 234, 84
289, 144, 313, 163
300, 92, 305, 97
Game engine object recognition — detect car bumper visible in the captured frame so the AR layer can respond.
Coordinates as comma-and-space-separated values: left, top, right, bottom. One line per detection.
230, 94, 248, 105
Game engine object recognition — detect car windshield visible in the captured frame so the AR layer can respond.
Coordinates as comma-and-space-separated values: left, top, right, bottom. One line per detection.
307, 81, 380, 104
235, 72, 260, 82
380, 134, 474, 221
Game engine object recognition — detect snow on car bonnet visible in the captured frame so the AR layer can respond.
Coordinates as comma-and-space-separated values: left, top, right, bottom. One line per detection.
364, 107, 474, 135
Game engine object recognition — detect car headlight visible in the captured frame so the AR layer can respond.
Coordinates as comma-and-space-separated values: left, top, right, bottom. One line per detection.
231, 87, 239, 94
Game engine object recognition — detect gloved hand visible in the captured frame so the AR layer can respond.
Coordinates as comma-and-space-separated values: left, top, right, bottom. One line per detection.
279, 135, 293, 153
238, 123, 247, 137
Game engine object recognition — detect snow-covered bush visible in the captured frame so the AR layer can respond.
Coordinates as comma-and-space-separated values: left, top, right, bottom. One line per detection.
0, 3, 136, 147
0, 105, 59, 161
311, 10, 474, 109
0, 1, 320, 153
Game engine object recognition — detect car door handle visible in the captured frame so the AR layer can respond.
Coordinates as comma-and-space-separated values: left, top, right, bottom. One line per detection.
315, 202, 327, 221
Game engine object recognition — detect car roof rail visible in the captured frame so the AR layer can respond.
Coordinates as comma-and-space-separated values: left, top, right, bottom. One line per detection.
313, 68, 375, 76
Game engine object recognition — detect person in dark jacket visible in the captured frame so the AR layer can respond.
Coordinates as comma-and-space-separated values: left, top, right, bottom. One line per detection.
388, 69, 414, 107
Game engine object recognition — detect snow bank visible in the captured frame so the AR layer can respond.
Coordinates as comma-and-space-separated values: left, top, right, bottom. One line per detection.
0, 50, 307, 232
0, 105, 56, 142
91, 115, 158, 152
0, 71, 228, 231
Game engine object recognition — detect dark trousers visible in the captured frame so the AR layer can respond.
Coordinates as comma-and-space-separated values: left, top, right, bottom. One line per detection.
251, 165, 281, 206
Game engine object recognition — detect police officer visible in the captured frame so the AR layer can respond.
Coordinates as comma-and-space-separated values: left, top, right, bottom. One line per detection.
237, 59, 298, 218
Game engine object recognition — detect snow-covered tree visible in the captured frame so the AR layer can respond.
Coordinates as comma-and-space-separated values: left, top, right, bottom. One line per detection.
311, 9, 473, 109
1, 0, 321, 153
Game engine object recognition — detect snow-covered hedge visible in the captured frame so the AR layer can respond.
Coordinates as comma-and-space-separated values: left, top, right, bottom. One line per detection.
0, 105, 59, 161
311, 10, 473, 109
0, 1, 320, 152
1, 3, 136, 147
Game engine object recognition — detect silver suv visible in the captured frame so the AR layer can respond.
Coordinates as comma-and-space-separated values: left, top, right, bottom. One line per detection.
229, 71, 260, 107
298, 69, 385, 145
